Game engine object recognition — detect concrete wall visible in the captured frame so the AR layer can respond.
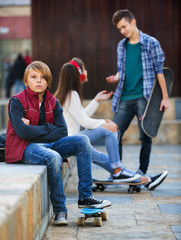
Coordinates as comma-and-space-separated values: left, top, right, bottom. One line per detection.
84, 97, 181, 145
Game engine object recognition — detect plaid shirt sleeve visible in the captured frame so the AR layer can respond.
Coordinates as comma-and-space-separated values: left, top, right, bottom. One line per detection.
141, 31, 165, 100
111, 39, 126, 112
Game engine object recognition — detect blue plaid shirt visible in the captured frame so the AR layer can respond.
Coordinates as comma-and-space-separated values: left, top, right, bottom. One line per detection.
112, 30, 165, 112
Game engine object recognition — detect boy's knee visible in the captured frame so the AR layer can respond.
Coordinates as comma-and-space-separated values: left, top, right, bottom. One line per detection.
76, 135, 91, 150
47, 152, 63, 169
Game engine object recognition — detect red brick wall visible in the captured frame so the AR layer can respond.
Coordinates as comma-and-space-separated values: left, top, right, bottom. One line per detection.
0, 16, 31, 39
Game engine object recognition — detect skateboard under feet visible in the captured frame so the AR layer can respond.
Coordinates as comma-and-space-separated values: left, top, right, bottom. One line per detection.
92, 182, 141, 194
92, 178, 148, 194
77, 208, 108, 227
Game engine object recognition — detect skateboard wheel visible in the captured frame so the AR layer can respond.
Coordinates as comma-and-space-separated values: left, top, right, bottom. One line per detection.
94, 217, 102, 227
101, 212, 108, 221
92, 186, 97, 192
77, 217, 85, 226
128, 188, 133, 194
135, 186, 141, 192
98, 185, 105, 191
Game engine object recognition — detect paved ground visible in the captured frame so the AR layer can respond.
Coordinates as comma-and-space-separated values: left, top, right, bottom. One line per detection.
43, 145, 181, 240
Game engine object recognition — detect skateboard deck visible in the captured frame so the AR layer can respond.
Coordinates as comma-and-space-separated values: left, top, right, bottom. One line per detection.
77, 208, 107, 227
0, 147, 5, 162
93, 178, 150, 194
141, 67, 174, 138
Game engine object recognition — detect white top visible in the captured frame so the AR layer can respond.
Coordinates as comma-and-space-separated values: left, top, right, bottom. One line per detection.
63, 91, 106, 135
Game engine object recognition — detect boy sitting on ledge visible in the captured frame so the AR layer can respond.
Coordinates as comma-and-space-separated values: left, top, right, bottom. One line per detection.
5, 61, 111, 226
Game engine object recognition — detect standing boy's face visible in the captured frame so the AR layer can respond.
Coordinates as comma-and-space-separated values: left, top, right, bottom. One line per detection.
25, 68, 48, 95
116, 18, 136, 38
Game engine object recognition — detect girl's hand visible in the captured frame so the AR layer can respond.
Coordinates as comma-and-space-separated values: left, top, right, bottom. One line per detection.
105, 119, 115, 124
101, 121, 118, 132
21, 118, 30, 125
94, 90, 113, 102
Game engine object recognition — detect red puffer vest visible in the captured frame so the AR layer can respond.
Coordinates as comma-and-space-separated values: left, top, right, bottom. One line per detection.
5, 87, 56, 163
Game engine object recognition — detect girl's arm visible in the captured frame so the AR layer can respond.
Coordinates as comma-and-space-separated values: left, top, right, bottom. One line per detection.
67, 91, 106, 129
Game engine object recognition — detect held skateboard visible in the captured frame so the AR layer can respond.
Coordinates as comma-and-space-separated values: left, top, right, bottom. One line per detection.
141, 67, 174, 138
77, 208, 108, 227
0, 146, 5, 162
93, 178, 149, 194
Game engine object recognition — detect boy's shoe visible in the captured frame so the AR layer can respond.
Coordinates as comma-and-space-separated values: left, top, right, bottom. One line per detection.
78, 196, 111, 209
122, 168, 138, 175
53, 213, 68, 226
113, 169, 140, 183
145, 171, 168, 191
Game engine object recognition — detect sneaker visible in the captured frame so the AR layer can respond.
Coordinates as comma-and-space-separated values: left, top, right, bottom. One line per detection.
53, 212, 68, 226
78, 196, 111, 209
145, 171, 168, 191
122, 168, 138, 175
103, 175, 124, 189
113, 169, 141, 183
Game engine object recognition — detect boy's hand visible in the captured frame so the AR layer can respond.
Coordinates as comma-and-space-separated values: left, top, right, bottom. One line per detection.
160, 99, 170, 112
94, 90, 113, 102
106, 72, 119, 84
21, 118, 30, 125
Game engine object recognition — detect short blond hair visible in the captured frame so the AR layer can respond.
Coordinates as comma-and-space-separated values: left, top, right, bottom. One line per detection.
24, 61, 52, 87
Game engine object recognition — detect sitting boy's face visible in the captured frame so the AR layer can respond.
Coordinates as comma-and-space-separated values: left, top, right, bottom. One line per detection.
26, 68, 48, 96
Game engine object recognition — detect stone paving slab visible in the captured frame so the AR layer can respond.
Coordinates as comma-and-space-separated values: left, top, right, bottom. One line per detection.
171, 226, 181, 240
159, 204, 181, 214
43, 145, 181, 240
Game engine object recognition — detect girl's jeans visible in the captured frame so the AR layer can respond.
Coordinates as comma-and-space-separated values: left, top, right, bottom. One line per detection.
113, 97, 152, 174
22, 135, 92, 214
80, 127, 122, 174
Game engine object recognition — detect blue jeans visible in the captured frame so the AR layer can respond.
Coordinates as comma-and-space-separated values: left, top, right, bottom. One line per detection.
80, 127, 122, 174
113, 97, 152, 174
22, 135, 92, 214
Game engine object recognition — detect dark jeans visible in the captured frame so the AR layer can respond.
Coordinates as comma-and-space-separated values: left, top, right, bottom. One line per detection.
23, 135, 92, 214
113, 97, 152, 174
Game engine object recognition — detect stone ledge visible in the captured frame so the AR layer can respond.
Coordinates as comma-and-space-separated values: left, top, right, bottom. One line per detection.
84, 97, 181, 145
0, 163, 51, 240
0, 157, 75, 240
84, 97, 180, 121
123, 120, 181, 145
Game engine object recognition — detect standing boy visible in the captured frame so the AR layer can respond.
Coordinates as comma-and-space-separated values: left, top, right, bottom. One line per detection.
106, 9, 168, 184
5, 61, 111, 226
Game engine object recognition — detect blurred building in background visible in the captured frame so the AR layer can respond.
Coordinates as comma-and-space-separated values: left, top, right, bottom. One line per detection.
0, 0, 180, 99
0, 0, 31, 96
